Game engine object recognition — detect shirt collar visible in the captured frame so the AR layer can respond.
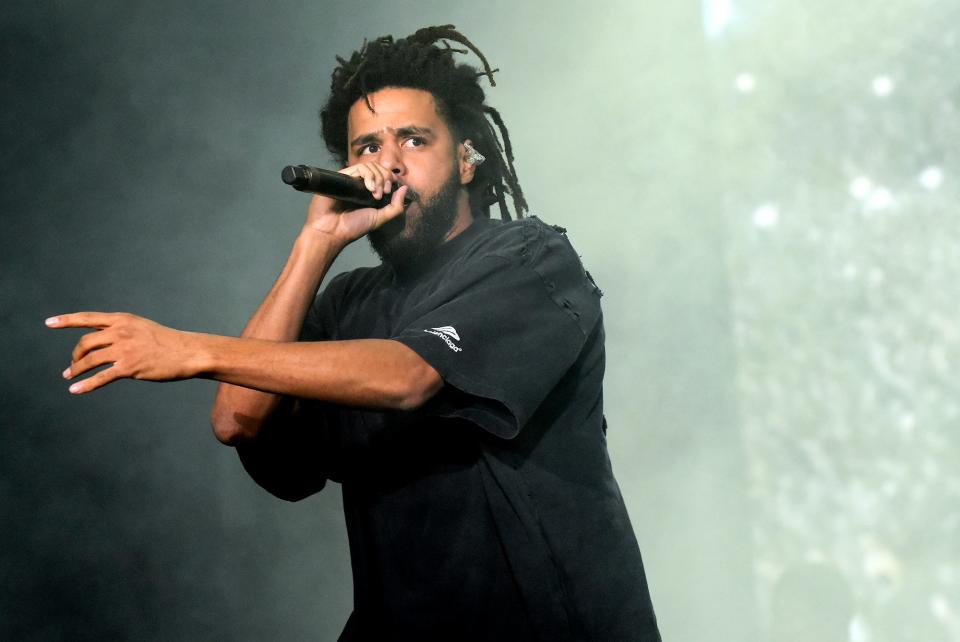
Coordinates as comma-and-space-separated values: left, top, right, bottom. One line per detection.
389, 216, 497, 283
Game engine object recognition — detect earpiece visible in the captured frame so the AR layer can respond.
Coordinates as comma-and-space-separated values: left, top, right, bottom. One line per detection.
463, 141, 486, 166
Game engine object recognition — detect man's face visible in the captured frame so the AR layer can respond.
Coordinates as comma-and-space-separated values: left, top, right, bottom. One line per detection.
345, 87, 471, 266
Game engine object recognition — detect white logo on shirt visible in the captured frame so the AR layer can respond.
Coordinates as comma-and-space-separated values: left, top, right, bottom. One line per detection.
424, 326, 462, 352
429, 326, 460, 341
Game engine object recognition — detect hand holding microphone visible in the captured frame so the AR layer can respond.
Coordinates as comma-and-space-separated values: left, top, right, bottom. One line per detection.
288, 162, 411, 244
282, 165, 414, 209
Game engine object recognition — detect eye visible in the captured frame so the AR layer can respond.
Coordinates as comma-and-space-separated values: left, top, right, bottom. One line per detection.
403, 137, 426, 148
359, 143, 381, 155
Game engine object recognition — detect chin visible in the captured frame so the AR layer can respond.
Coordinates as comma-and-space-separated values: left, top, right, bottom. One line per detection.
397, 205, 421, 235
369, 170, 461, 266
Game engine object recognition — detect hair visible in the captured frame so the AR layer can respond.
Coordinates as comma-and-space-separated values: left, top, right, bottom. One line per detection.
320, 25, 527, 220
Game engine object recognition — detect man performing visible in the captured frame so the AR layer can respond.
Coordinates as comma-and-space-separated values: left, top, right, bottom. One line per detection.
48, 25, 661, 641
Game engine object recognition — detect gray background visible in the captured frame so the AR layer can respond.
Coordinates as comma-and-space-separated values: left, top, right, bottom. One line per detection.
3, 1, 957, 640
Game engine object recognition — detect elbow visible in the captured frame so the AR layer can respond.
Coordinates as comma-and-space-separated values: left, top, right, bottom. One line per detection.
393, 364, 443, 411
210, 414, 242, 446
212, 425, 242, 447
209, 409, 258, 446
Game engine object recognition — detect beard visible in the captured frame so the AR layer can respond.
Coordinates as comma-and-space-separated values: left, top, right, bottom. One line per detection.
367, 167, 462, 269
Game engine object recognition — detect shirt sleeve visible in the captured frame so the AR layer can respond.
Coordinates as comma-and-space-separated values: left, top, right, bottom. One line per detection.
235, 398, 335, 501
392, 220, 603, 439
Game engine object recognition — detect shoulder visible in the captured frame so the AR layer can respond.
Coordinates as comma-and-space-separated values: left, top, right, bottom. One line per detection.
465, 216, 573, 261
461, 216, 604, 331
459, 217, 592, 278
471, 217, 601, 289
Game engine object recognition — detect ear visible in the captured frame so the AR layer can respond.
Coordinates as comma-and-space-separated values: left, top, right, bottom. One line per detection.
457, 139, 478, 185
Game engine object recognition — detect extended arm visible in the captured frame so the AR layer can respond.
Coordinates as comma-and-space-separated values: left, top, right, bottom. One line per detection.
47, 312, 441, 443
47, 164, 441, 444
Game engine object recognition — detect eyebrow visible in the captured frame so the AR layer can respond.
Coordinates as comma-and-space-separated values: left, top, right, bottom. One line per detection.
349, 125, 436, 149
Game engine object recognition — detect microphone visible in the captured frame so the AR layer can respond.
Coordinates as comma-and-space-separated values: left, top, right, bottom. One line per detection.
281, 165, 411, 209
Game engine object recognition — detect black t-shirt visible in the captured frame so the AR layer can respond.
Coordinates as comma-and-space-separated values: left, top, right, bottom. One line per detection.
237, 217, 660, 641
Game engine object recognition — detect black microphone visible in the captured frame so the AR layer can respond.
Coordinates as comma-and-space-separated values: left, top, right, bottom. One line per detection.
281, 165, 411, 209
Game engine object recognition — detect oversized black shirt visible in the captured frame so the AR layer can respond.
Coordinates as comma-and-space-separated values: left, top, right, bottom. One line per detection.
237, 216, 660, 641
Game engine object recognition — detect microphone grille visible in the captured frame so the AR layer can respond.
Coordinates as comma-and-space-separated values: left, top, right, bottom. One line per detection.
281, 165, 305, 186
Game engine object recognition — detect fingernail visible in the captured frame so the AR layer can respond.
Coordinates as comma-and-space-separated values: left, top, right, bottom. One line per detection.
62, 368, 71, 379
69, 383, 81, 394
45, 317, 59, 327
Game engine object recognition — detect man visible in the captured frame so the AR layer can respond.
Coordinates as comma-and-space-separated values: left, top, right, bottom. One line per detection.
48, 26, 660, 641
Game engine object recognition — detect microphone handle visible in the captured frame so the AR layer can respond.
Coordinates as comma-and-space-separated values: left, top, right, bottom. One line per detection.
281, 165, 400, 209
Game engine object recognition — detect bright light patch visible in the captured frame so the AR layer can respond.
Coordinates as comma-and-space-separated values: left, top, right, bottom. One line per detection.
899, 413, 916, 435
872, 75, 894, 97
850, 176, 873, 200
865, 186, 893, 210
850, 616, 868, 642
931, 594, 952, 621
861, 537, 902, 582
702, 0, 734, 38
919, 166, 944, 190
752, 203, 779, 228
734, 72, 755, 93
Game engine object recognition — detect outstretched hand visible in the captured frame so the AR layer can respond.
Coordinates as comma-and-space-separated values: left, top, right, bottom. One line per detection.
46, 312, 205, 394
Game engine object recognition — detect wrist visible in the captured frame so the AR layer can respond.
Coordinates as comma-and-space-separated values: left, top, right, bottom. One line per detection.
297, 224, 350, 253
187, 331, 223, 378
289, 227, 346, 276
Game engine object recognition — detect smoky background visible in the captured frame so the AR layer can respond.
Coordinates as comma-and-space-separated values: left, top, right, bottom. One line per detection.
3, 1, 957, 640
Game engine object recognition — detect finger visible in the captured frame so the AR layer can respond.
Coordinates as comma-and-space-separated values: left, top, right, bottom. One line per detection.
373, 185, 408, 229
68, 366, 122, 395
354, 161, 393, 184
67, 346, 117, 379
349, 163, 393, 199
46, 311, 124, 330
359, 164, 388, 199
341, 164, 380, 198
71, 329, 114, 364
370, 163, 393, 193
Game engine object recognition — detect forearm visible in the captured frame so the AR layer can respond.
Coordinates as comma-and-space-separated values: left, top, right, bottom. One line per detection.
210, 229, 344, 441
203, 336, 442, 443
238, 229, 342, 340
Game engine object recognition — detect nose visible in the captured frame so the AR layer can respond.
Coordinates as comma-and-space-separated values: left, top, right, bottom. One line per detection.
377, 143, 405, 177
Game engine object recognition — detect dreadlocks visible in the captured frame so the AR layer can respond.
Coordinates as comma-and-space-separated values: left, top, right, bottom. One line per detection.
320, 25, 528, 220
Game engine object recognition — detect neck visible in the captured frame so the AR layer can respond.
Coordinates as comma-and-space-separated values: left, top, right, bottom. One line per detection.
443, 189, 475, 243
